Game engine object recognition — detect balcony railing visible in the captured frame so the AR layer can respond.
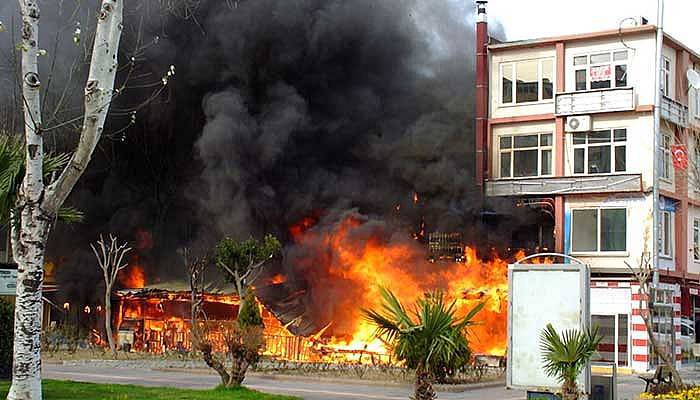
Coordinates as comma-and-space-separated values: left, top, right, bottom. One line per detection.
485, 174, 642, 197
660, 95, 688, 127
555, 87, 635, 116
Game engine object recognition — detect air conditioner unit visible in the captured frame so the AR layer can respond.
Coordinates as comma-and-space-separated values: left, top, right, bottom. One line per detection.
565, 115, 591, 132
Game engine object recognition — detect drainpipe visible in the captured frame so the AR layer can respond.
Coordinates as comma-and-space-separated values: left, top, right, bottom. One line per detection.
475, 1, 489, 197
652, 0, 664, 288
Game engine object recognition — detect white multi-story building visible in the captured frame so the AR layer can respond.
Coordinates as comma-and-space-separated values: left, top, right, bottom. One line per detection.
476, 3, 700, 372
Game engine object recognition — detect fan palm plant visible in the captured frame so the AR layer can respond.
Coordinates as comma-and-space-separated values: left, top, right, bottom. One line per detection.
0, 135, 83, 228
363, 288, 485, 400
539, 323, 602, 400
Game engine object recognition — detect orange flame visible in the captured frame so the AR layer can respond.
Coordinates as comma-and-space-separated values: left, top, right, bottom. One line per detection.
119, 264, 146, 288
269, 274, 286, 285
292, 216, 516, 356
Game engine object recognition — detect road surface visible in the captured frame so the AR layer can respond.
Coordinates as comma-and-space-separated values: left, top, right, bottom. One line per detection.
43, 363, 523, 400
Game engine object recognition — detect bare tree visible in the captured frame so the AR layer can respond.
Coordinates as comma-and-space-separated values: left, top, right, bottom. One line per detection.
91, 235, 131, 357
182, 247, 206, 329
9, 1, 123, 399
625, 251, 684, 391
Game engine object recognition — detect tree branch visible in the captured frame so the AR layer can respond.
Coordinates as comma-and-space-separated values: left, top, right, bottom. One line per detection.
43, 0, 123, 216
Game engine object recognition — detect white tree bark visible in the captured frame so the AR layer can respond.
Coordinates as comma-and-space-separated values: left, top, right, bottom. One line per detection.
9, 1, 123, 399
9, 2, 48, 399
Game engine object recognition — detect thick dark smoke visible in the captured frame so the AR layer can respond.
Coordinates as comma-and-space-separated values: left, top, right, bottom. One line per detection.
0, 1, 515, 333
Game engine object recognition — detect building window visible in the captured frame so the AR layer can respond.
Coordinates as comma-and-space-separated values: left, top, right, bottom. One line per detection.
693, 219, 700, 262
571, 208, 627, 253
499, 133, 553, 178
660, 133, 673, 180
574, 50, 628, 91
500, 59, 555, 104
662, 57, 671, 97
572, 129, 627, 174
660, 210, 673, 258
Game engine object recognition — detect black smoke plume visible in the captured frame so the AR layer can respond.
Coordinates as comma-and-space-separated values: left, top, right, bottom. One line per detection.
0, 1, 517, 334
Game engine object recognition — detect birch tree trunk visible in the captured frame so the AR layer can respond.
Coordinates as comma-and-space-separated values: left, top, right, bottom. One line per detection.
9, 2, 48, 399
9, 1, 123, 398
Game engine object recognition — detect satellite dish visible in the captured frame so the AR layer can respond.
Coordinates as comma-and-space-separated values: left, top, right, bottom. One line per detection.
687, 69, 700, 89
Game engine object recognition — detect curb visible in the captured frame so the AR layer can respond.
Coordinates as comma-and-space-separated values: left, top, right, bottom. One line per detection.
155, 367, 504, 392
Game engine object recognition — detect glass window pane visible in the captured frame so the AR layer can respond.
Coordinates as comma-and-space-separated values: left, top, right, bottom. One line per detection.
694, 220, 699, 261
618, 314, 629, 367
614, 51, 628, 61
574, 56, 588, 66
540, 134, 553, 146
502, 64, 513, 103
573, 133, 587, 145
615, 64, 627, 87
614, 129, 627, 142
500, 136, 512, 149
514, 135, 538, 148
588, 145, 612, 173
663, 212, 672, 255
591, 78, 612, 89
572, 209, 598, 252
615, 146, 626, 172
542, 59, 554, 100
541, 149, 552, 175
513, 149, 538, 177
500, 152, 511, 178
574, 148, 585, 174
601, 209, 626, 251
592, 315, 615, 363
591, 53, 611, 63
589, 130, 611, 143
576, 69, 587, 91
516, 60, 539, 103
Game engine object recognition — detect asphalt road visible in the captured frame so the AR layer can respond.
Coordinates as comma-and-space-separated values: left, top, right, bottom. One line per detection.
43, 364, 525, 400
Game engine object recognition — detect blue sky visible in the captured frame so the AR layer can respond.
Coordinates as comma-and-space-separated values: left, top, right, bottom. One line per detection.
489, 0, 699, 52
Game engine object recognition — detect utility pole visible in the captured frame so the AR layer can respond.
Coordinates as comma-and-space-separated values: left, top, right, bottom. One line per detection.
652, 0, 664, 288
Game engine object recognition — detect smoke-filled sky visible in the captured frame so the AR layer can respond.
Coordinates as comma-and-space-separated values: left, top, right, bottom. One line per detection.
0, 1, 518, 331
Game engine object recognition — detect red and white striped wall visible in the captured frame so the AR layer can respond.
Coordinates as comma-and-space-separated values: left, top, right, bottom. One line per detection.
629, 282, 682, 372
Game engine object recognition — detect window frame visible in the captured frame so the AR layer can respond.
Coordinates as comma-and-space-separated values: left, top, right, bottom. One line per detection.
572, 128, 627, 175
497, 132, 554, 179
660, 133, 673, 181
660, 210, 674, 259
570, 207, 628, 254
573, 50, 630, 92
500, 58, 555, 105
662, 57, 671, 97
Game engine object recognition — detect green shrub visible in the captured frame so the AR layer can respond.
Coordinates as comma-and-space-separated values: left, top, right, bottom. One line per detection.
0, 298, 14, 379
237, 291, 263, 328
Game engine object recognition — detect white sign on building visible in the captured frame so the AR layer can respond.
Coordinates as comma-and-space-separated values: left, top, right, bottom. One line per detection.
0, 269, 17, 296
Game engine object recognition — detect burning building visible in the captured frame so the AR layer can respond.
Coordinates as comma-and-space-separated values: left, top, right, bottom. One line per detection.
111, 281, 391, 363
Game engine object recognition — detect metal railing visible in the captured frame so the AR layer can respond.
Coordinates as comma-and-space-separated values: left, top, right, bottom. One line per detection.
555, 87, 635, 116
660, 95, 689, 127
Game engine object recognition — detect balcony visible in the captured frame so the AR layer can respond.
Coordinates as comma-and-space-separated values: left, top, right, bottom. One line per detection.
555, 87, 635, 116
660, 95, 688, 127
485, 174, 642, 197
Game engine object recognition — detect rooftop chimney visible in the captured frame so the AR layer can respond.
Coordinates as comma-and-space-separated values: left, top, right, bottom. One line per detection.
475, 1, 489, 195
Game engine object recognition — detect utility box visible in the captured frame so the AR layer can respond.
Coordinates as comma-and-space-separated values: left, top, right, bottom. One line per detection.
507, 254, 591, 395
590, 362, 617, 400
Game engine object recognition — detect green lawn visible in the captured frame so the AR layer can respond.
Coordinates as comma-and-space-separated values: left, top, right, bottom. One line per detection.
0, 380, 301, 400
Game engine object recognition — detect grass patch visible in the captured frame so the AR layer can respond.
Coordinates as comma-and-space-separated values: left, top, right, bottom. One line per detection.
0, 380, 301, 400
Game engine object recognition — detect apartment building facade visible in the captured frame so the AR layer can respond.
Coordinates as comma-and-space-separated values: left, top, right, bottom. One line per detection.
477, 5, 700, 371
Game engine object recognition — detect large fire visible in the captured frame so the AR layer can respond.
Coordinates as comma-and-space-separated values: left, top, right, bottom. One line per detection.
286, 215, 519, 357
111, 214, 530, 363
